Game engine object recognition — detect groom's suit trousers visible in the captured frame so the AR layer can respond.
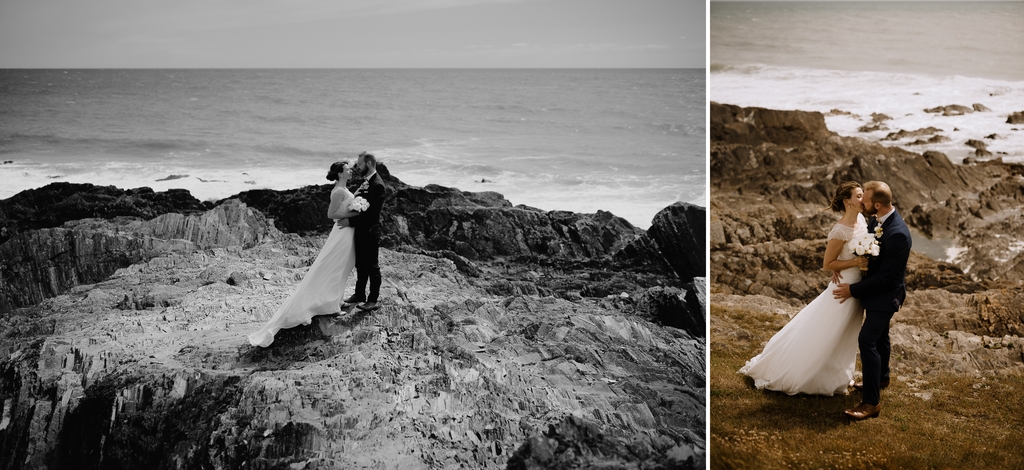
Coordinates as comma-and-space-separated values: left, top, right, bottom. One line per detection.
859, 308, 894, 406
354, 225, 382, 303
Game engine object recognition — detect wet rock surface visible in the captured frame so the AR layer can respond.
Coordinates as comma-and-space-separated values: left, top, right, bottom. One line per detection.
711, 102, 1024, 381
0, 179, 706, 468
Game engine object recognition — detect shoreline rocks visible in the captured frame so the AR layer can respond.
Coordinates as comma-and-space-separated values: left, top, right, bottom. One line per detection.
711, 102, 1024, 382
0, 173, 706, 468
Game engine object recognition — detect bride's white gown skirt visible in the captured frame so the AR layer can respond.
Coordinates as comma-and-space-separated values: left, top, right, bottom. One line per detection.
739, 267, 864, 395
248, 227, 355, 347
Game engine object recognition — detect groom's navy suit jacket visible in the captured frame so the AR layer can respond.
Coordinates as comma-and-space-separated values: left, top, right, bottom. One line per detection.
349, 172, 386, 232
850, 209, 912, 313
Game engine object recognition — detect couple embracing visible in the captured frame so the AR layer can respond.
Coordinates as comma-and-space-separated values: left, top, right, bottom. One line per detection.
740, 181, 912, 420
248, 152, 386, 348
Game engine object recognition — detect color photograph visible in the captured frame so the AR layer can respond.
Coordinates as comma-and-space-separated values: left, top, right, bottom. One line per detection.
709, 1, 1024, 468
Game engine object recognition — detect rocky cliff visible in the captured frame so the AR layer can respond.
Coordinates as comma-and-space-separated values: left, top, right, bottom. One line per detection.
711, 102, 1024, 378
0, 178, 706, 469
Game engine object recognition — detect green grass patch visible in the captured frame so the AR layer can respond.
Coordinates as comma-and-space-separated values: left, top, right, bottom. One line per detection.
711, 304, 1024, 469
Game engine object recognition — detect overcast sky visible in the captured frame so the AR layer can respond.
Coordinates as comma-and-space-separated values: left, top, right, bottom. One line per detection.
0, 0, 704, 68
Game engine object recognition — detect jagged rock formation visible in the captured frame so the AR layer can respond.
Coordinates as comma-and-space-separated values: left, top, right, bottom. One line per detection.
711, 102, 1024, 383
0, 176, 706, 469
229, 166, 682, 282
0, 226, 705, 469
1006, 111, 1024, 124
710, 102, 831, 147
882, 127, 943, 141
0, 183, 211, 245
711, 101, 1024, 282
0, 200, 275, 313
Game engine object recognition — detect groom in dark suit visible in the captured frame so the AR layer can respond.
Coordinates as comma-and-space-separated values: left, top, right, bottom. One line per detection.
833, 181, 912, 420
339, 152, 386, 311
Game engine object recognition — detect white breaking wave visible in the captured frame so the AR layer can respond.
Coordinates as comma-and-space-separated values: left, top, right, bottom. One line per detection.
711, 64, 1024, 163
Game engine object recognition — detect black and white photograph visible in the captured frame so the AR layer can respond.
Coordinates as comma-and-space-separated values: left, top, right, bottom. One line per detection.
709, 1, 1024, 468
0, 1, 707, 468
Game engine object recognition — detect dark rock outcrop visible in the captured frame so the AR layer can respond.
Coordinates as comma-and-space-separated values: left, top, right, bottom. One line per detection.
710, 102, 832, 147
0, 183, 211, 245
1008, 111, 1024, 124
966, 139, 988, 150
882, 127, 943, 141
229, 164, 657, 270
646, 202, 706, 284
3, 166, 703, 313
908, 135, 950, 145
925, 104, 974, 116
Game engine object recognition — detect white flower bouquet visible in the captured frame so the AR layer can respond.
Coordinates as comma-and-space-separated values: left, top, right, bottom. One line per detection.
851, 233, 881, 257
349, 196, 370, 212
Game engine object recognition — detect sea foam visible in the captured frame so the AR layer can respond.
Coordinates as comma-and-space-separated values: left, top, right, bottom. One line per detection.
711, 65, 1024, 163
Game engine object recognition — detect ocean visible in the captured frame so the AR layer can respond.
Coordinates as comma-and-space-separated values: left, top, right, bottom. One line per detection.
0, 69, 705, 229
711, 1, 1024, 163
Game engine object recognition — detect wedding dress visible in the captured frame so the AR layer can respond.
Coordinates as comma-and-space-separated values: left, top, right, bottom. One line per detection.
738, 213, 867, 395
248, 187, 356, 347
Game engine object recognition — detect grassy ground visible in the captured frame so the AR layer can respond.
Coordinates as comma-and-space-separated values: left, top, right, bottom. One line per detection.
711, 304, 1024, 470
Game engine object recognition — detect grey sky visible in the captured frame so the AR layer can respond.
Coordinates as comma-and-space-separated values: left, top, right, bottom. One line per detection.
0, 0, 704, 68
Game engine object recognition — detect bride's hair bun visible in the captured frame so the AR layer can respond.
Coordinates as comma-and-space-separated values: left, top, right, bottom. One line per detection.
825, 181, 862, 213
326, 161, 349, 181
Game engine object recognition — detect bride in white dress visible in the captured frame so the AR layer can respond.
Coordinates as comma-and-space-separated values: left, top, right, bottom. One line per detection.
248, 161, 359, 347
739, 182, 870, 395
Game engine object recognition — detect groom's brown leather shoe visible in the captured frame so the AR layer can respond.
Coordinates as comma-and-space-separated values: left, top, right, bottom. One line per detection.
852, 378, 890, 391
342, 295, 365, 308
844, 403, 881, 420
357, 301, 380, 311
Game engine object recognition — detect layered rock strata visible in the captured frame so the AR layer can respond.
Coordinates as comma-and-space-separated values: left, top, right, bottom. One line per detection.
711, 102, 1024, 380
0, 200, 274, 313
1, 177, 706, 468
0, 217, 704, 469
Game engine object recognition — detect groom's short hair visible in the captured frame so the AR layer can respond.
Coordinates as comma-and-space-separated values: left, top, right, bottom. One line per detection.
359, 152, 377, 167
864, 181, 892, 206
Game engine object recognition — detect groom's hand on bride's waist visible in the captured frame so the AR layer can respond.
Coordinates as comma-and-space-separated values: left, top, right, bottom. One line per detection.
336, 219, 350, 228
833, 283, 853, 303
831, 270, 842, 285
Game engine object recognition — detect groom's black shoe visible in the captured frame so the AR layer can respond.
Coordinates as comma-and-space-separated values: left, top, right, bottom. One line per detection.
852, 378, 890, 391
844, 403, 881, 420
342, 295, 365, 308
357, 301, 380, 311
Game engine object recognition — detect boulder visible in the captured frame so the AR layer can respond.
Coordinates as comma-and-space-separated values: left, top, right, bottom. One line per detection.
882, 127, 943, 141
966, 139, 988, 150
924, 104, 974, 116
1007, 111, 1024, 124
646, 202, 706, 284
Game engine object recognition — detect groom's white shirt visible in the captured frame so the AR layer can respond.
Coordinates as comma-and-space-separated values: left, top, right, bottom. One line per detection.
874, 207, 894, 226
